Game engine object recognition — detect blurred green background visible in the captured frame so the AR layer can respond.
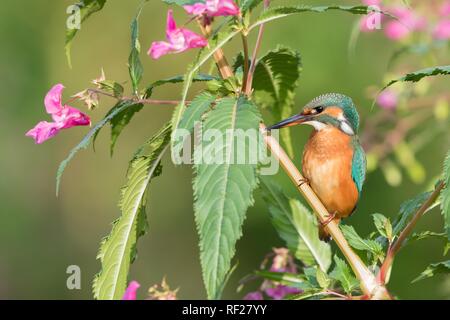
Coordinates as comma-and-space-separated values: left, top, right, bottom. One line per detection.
0, 0, 449, 299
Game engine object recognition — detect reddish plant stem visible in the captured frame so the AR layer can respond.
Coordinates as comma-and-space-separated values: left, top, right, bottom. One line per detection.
377, 181, 445, 284
244, 0, 270, 95
241, 34, 250, 93
197, 18, 234, 79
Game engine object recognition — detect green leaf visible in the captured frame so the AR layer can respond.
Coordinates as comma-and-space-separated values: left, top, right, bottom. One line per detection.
381, 65, 450, 91
56, 100, 135, 195
441, 150, 450, 242
177, 92, 215, 134
340, 225, 384, 259
110, 104, 144, 156
412, 260, 450, 283
129, 7, 144, 94
171, 28, 241, 160
252, 47, 302, 158
316, 268, 331, 289
171, 91, 216, 164
144, 73, 217, 98
93, 123, 171, 300
372, 213, 393, 240
97, 80, 124, 98
260, 177, 331, 272
193, 97, 261, 299
329, 256, 359, 294
162, 0, 204, 5
91, 101, 141, 154
392, 191, 433, 236
409, 231, 446, 242
249, 5, 383, 32
240, 0, 263, 12
65, 0, 107, 67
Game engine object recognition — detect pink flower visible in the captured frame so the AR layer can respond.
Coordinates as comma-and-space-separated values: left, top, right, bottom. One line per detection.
440, 1, 450, 17
265, 285, 302, 300
122, 281, 140, 300
184, 2, 207, 15
384, 20, 410, 39
243, 291, 264, 300
26, 84, 90, 144
377, 89, 398, 110
433, 19, 450, 40
362, 0, 381, 5
384, 7, 426, 40
184, 0, 240, 17
148, 10, 207, 59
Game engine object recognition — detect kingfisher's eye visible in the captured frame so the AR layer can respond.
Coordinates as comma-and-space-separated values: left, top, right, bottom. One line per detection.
314, 106, 324, 113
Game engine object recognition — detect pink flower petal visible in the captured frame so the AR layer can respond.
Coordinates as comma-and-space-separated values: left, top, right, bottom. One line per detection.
166, 9, 177, 33
207, 0, 240, 17
243, 291, 264, 300
181, 28, 209, 48
148, 41, 174, 59
26, 84, 91, 144
184, 3, 207, 15
122, 281, 140, 300
385, 6, 427, 37
148, 10, 207, 59
185, 0, 240, 17
433, 19, 450, 40
384, 20, 411, 40
440, 1, 450, 17
377, 89, 398, 110
53, 106, 91, 129
265, 285, 302, 300
362, 0, 381, 5
26, 121, 61, 144
44, 84, 65, 114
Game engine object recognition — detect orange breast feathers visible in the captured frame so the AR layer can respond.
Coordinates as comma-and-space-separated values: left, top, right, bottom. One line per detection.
302, 127, 359, 218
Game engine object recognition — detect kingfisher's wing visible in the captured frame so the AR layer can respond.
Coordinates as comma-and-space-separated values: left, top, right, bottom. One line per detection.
351, 138, 366, 195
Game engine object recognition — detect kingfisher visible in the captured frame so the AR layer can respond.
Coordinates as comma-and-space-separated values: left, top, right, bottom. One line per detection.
268, 93, 366, 241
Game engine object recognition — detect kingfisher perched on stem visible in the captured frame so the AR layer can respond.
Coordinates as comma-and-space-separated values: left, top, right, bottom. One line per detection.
268, 93, 366, 241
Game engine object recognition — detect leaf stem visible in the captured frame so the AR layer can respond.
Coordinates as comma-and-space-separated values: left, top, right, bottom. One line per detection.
260, 124, 391, 299
197, 18, 234, 79
87, 88, 187, 106
241, 34, 250, 93
377, 181, 445, 284
244, 0, 270, 95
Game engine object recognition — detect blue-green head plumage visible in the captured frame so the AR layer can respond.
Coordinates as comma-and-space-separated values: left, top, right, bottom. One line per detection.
305, 93, 360, 133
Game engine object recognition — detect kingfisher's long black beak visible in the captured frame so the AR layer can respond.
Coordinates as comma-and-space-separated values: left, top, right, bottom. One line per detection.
267, 114, 313, 130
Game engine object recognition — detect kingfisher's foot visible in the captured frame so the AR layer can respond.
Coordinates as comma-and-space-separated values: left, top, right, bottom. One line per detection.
297, 178, 310, 188
320, 212, 337, 227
